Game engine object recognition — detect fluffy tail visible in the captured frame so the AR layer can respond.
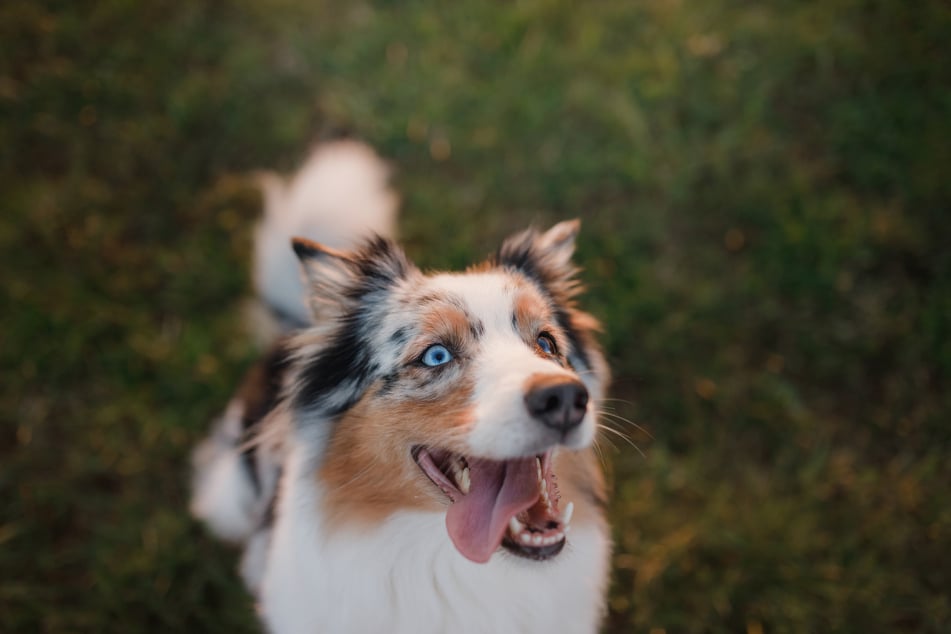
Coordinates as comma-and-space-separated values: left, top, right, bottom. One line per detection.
252, 140, 399, 329
191, 141, 398, 555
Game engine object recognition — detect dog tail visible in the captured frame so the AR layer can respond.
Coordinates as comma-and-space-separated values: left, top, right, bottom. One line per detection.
252, 139, 399, 330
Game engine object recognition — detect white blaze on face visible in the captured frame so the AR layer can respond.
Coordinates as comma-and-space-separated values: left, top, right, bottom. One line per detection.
425, 272, 595, 459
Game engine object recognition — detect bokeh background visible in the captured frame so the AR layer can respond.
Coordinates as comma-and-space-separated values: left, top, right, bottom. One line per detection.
2, 1, 950, 632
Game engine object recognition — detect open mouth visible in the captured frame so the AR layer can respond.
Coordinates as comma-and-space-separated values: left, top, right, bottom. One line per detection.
412, 446, 573, 563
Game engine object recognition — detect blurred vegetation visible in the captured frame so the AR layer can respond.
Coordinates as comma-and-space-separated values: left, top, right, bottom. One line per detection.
2, 0, 950, 632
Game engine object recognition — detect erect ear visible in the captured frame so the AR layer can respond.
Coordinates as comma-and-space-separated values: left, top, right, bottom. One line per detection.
291, 235, 413, 321
535, 218, 581, 267
498, 220, 610, 401
497, 219, 582, 302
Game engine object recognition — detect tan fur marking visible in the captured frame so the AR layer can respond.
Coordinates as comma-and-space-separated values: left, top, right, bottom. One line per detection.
513, 290, 550, 335
318, 378, 476, 528
291, 236, 349, 259
465, 259, 495, 273
512, 287, 574, 361
553, 447, 607, 528
523, 372, 585, 394
420, 304, 474, 350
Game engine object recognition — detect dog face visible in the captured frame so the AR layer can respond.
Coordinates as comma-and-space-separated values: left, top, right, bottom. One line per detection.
287, 221, 608, 563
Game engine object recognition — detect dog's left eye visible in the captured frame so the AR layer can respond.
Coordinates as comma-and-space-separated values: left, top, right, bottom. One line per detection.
421, 344, 453, 367
536, 333, 557, 356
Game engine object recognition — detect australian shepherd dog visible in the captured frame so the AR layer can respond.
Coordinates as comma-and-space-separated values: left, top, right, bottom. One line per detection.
190, 141, 612, 633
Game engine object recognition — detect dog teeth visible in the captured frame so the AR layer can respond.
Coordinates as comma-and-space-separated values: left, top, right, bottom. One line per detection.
535, 456, 559, 514
447, 458, 470, 494
502, 456, 570, 552
510, 515, 565, 549
561, 501, 574, 526
513, 527, 566, 548
539, 480, 555, 514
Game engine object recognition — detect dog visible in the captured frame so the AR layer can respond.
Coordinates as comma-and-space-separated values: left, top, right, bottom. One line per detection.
190, 141, 612, 633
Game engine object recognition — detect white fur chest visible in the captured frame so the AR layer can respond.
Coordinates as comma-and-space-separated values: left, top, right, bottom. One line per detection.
258, 451, 610, 634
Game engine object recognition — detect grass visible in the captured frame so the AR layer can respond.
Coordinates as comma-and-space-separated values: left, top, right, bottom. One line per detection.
2, 0, 950, 631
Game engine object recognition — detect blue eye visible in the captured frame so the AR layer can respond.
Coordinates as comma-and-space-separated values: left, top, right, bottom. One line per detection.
421, 344, 453, 367
537, 334, 557, 355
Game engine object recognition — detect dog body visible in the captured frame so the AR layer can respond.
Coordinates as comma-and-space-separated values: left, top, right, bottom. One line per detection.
191, 142, 612, 634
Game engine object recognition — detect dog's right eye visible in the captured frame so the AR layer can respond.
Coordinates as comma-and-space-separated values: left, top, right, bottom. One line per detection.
420, 344, 453, 367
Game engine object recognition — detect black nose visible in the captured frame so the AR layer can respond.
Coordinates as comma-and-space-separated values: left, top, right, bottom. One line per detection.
525, 378, 589, 433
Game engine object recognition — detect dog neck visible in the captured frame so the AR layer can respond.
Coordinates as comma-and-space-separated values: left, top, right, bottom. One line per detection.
256, 445, 611, 634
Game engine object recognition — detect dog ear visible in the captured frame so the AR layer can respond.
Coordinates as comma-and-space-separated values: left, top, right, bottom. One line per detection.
497, 219, 610, 401
291, 235, 413, 321
535, 218, 581, 268
497, 219, 582, 304
288, 236, 414, 417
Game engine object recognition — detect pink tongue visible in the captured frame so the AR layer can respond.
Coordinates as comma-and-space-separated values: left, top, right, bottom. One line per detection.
445, 456, 539, 563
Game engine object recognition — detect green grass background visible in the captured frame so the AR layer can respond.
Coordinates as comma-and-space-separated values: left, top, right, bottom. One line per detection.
2, 0, 949, 631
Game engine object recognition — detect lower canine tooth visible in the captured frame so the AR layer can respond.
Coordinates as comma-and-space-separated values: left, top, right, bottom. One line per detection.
509, 517, 523, 534
562, 501, 574, 525
459, 467, 471, 494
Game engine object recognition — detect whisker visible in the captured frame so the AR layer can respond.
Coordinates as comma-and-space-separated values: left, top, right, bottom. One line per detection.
596, 423, 646, 458
597, 429, 621, 452
595, 421, 635, 445
596, 410, 654, 439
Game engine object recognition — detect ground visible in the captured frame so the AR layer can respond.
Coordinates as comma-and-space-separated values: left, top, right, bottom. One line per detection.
1, 0, 950, 632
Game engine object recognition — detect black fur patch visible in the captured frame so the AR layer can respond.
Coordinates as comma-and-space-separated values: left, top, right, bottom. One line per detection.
496, 232, 553, 289
553, 307, 591, 372
470, 318, 486, 339
390, 327, 409, 346
292, 239, 323, 260
237, 341, 293, 493
378, 371, 400, 395
294, 311, 378, 416
343, 236, 409, 301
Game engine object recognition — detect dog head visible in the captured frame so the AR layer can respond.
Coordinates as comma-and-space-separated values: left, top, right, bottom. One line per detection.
288, 220, 609, 563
